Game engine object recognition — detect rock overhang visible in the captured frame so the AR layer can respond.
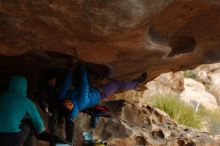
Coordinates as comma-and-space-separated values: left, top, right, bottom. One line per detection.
0, 0, 220, 81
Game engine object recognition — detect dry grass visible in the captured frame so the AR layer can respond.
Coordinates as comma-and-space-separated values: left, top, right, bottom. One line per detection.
147, 95, 202, 129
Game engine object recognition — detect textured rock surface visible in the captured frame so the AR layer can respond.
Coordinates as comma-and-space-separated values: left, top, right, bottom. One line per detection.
180, 78, 218, 110
1, 0, 220, 80
74, 100, 220, 146
143, 71, 184, 97
195, 63, 220, 105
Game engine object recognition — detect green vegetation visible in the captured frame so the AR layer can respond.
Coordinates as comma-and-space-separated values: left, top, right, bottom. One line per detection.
208, 110, 220, 134
204, 83, 211, 91
147, 95, 202, 129
147, 94, 220, 134
184, 70, 196, 79
198, 106, 220, 134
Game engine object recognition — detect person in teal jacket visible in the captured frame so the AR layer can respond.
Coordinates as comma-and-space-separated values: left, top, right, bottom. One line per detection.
59, 64, 146, 121
0, 75, 70, 146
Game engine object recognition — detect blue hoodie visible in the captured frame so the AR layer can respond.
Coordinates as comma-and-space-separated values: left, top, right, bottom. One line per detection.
0, 76, 45, 134
59, 65, 101, 120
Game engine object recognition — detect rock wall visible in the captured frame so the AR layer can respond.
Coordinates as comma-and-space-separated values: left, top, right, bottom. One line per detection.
74, 100, 220, 146
195, 63, 220, 105
180, 78, 218, 110
1, 1, 220, 80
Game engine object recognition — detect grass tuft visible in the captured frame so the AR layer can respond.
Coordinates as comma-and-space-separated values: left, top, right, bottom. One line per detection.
147, 95, 202, 129
198, 106, 220, 134
184, 70, 196, 79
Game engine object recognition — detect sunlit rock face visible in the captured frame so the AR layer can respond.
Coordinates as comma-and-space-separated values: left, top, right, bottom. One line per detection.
0, 0, 220, 80
195, 63, 220, 106
74, 100, 220, 146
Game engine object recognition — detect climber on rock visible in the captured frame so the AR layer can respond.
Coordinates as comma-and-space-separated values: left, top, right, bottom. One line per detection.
0, 75, 71, 146
58, 61, 147, 122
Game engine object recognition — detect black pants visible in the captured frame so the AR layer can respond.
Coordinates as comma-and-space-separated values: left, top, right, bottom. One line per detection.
58, 104, 74, 144
65, 118, 74, 143
0, 124, 31, 146
49, 109, 58, 146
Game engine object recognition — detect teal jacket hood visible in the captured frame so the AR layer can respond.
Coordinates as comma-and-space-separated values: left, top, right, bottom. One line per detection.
9, 75, 27, 97
0, 75, 45, 134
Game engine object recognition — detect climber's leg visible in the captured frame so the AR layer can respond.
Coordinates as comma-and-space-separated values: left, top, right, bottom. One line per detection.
101, 80, 139, 99
101, 73, 147, 99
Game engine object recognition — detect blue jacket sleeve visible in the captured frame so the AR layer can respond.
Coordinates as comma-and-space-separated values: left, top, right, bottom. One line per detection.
58, 67, 72, 101
77, 65, 90, 110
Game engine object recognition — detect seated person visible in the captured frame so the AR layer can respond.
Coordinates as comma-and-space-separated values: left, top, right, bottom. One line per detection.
0, 75, 70, 146
59, 64, 146, 121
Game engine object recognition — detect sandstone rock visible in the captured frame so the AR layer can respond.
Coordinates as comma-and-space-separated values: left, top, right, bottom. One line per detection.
184, 78, 205, 90
180, 78, 218, 110
196, 70, 210, 84
215, 135, 220, 143
1, 1, 220, 80
197, 63, 220, 73
74, 100, 220, 146
143, 71, 184, 98
208, 73, 220, 105
108, 89, 144, 105
195, 63, 220, 84
193, 63, 220, 106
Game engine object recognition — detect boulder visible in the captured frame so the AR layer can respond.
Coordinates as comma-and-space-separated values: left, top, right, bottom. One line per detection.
180, 78, 218, 110
143, 71, 184, 98
209, 73, 220, 105
73, 100, 220, 146
194, 63, 220, 105
195, 63, 220, 84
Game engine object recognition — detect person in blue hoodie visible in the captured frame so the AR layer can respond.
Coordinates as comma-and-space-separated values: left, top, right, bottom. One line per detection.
59, 64, 146, 121
0, 75, 71, 146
